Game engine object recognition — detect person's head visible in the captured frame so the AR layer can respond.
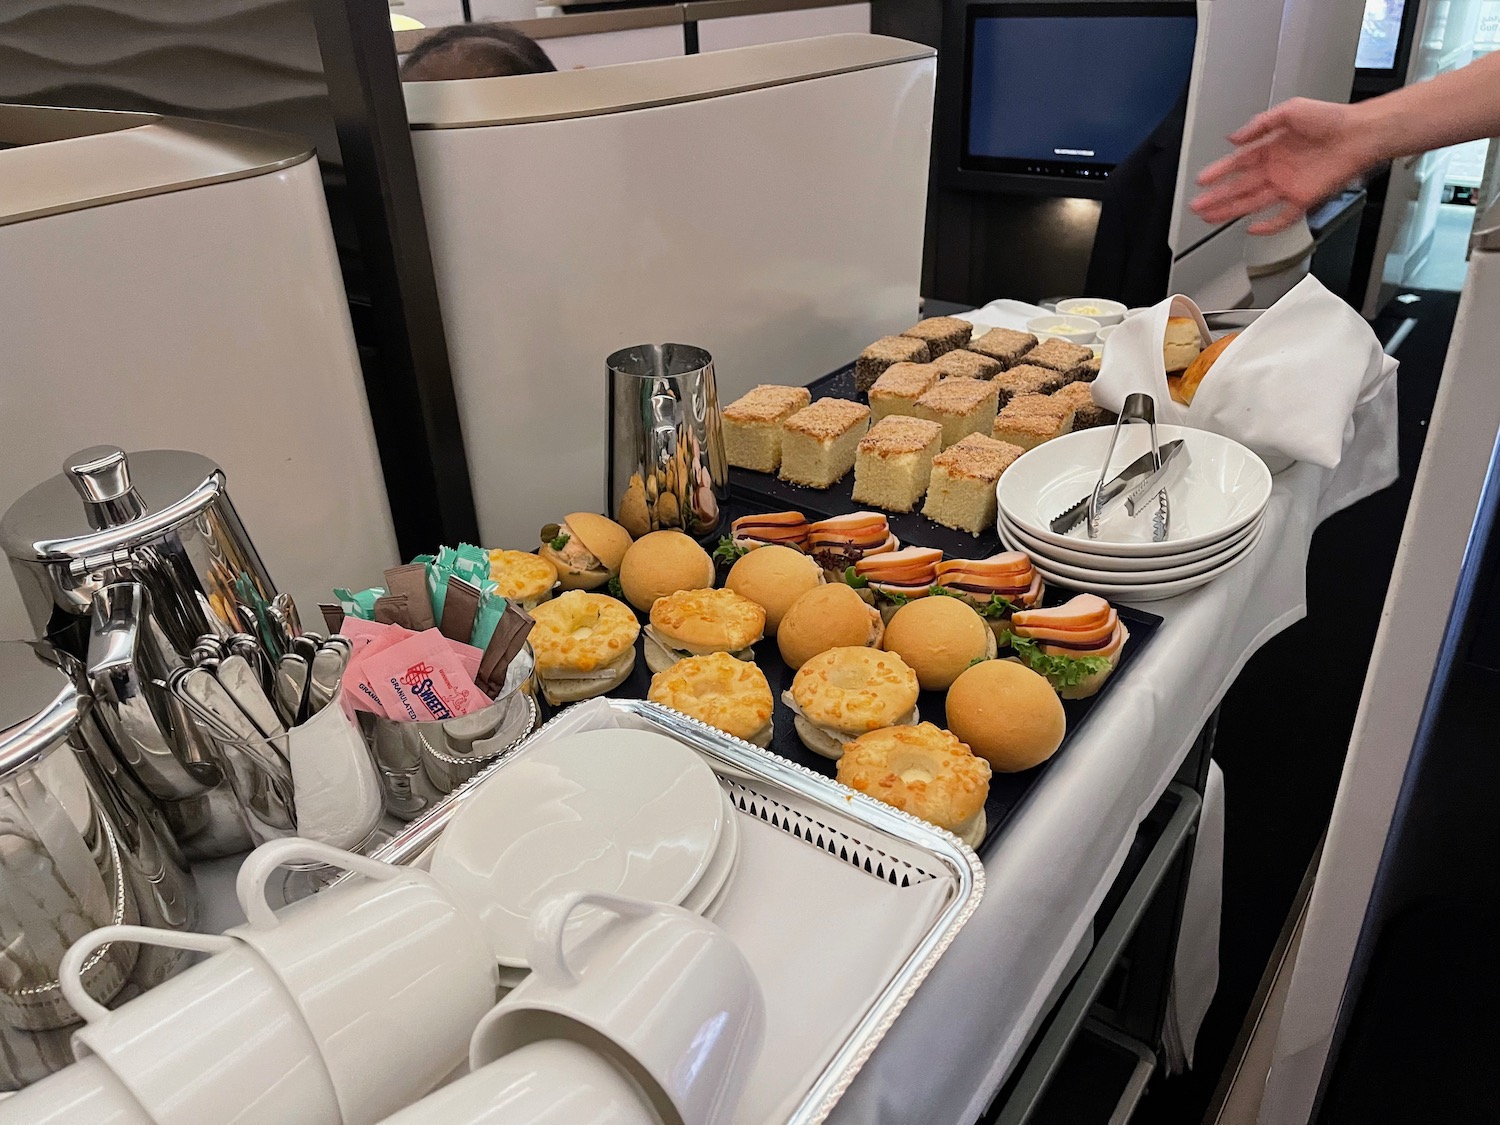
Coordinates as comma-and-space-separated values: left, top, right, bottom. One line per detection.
400, 23, 557, 81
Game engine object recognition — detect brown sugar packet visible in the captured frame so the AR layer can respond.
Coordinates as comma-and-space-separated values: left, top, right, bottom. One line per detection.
439, 576, 482, 644
373, 593, 411, 627
384, 563, 436, 630
318, 603, 346, 634
479, 602, 535, 693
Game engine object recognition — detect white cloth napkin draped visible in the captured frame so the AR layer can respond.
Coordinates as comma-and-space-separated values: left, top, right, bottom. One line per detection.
1093, 276, 1395, 471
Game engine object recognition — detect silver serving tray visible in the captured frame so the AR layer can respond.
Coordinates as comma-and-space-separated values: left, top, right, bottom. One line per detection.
361, 697, 985, 1125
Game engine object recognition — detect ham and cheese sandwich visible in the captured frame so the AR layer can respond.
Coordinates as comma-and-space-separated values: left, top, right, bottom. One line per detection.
1008, 594, 1129, 699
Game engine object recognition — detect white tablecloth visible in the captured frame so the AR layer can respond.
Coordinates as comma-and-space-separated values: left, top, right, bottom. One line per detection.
824, 374, 1399, 1123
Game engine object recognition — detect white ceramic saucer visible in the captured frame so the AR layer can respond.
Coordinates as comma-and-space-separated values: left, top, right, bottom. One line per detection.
998, 508, 1262, 572
1029, 524, 1263, 602
997, 425, 1271, 556
430, 729, 724, 967
1000, 517, 1265, 584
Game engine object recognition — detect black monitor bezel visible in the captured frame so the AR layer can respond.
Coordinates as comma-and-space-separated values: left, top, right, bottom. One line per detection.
938, 0, 1199, 197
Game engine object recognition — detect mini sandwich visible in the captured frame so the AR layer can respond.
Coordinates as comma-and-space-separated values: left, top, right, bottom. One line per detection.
539, 513, 633, 591
648, 651, 775, 747
776, 583, 885, 670
1007, 593, 1129, 699
643, 587, 766, 674
934, 552, 1044, 638
851, 546, 943, 622
486, 549, 559, 611
783, 646, 920, 760
723, 511, 811, 558
805, 512, 899, 581
837, 724, 991, 847
529, 590, 641, 705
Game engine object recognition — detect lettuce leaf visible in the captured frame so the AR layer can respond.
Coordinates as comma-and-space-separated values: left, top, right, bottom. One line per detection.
843, 566, 869, 589
714, 537, 747, 565
607, 574, 625, 600
1000, 631, 1112, 690
548, 533, 570, 551
930, 585, 1016, 619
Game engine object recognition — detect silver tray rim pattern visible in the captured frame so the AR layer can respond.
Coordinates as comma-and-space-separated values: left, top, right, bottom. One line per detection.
359, 697, 985, 1125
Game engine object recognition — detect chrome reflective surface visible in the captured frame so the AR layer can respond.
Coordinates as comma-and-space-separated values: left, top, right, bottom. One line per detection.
0, 447, 278, 658
607, 344, 728, 538
0, 642, 196, 1088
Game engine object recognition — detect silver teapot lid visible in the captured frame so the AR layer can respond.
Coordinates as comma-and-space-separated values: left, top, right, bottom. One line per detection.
0, 446, 225, 564
0, 641, 87, 780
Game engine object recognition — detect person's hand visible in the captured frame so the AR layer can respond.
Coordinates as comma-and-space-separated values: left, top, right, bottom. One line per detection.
1191, 98, 1377, 235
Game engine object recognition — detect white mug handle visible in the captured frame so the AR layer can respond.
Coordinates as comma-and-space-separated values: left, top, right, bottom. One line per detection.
60, 925, 235, 1024
235, 837, 405, 929
526, 890, 656, 986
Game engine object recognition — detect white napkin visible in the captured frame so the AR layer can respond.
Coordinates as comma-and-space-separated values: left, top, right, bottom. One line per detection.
1093, 276, 1395, 471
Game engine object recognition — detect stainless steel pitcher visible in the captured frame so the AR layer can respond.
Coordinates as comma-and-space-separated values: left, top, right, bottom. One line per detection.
0, 641, 197, 1089
0, 445, 279, 659
606, 345, 728, 539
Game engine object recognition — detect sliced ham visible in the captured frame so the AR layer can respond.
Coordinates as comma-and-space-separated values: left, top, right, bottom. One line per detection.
935, 551, 1033, 580
1039, 622, 1128, 661
856, 547, 942, 583
733, 512, 810, 547
1012, 594, 1117, 645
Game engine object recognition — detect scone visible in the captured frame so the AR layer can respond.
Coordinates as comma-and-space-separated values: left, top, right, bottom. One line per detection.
1023, 338, 1095, 380
1163, 315, 1204, 375
868, 363, 941, 423
779, 399, 870, 488
648, 651, 775, 747
931, 350, 1003, 381
643, 587, 766, 674
922, 433, 1024, 535
968, 328, 1037, 369
901, 316, 972, 358
837, 723, 991, 848
992, 394, 1075, 450
486, 549, 559, 611
851, 415, 943, 513
722, 384, 812, 473
856, 336, 930, 393
993, 363, 1068, 408
1051, 381, 1116, 429
784, 646, 920, 760
913, 377, 1000, 449
529, 590, 640, 705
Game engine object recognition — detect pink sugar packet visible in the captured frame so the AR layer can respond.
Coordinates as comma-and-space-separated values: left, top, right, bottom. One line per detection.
340, 621, 417, 717
359, 629, 489, 722
340, 621, 485, 718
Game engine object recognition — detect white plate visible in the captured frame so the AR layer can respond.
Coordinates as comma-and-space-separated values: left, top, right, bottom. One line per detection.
997, 425, 1271, 556
682, 792, 740, 913
998, 509, 1263, 571
1029, 526, 1262, 601
430, 729, 724, 967
1002, 519, 1264, 585
492, 792, 740, 991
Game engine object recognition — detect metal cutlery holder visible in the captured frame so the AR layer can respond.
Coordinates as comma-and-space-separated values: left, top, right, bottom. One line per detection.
362, 643, 538, 822
607, 344, 729, 539
0, 446, 297, 859
0, 641, 198, 1090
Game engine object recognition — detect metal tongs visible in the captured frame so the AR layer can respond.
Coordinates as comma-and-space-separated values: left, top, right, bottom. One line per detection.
1087, 393, 1169, 542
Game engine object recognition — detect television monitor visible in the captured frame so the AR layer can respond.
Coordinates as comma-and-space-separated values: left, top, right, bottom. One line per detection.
956, 2, 1198, 190
1355, 0, 1407, 70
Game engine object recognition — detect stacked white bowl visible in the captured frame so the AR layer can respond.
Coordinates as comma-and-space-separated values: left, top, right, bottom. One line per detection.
995, 424, 1272, 603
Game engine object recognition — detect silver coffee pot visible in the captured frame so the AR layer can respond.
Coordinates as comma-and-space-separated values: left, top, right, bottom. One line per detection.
0, 641, 197, 1089
0, 447, 296, 857
607, 345, 728, 539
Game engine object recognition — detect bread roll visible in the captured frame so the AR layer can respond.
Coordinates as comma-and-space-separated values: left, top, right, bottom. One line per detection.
1173, 331, 1240, 405
786, 646, 919, 759
776, 583, 884, 670
882, 597, 997, 691
946, 660, 1065, 772
837, 723, 990, 846
643, 588, 765, 674
725, 546, 824, 635
618, 531, 714, 611
648, 651, 775, 746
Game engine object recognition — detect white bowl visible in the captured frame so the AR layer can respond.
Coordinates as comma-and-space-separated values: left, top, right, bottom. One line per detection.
1025, 314, 1101, 344
1095, 324, 1118, 349
1027, 527, 1263, 603
996, 425, 1272, 556
1055, 298, 1126, 326
1000, 518, 1264, 584
998, 508, 1262, 570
